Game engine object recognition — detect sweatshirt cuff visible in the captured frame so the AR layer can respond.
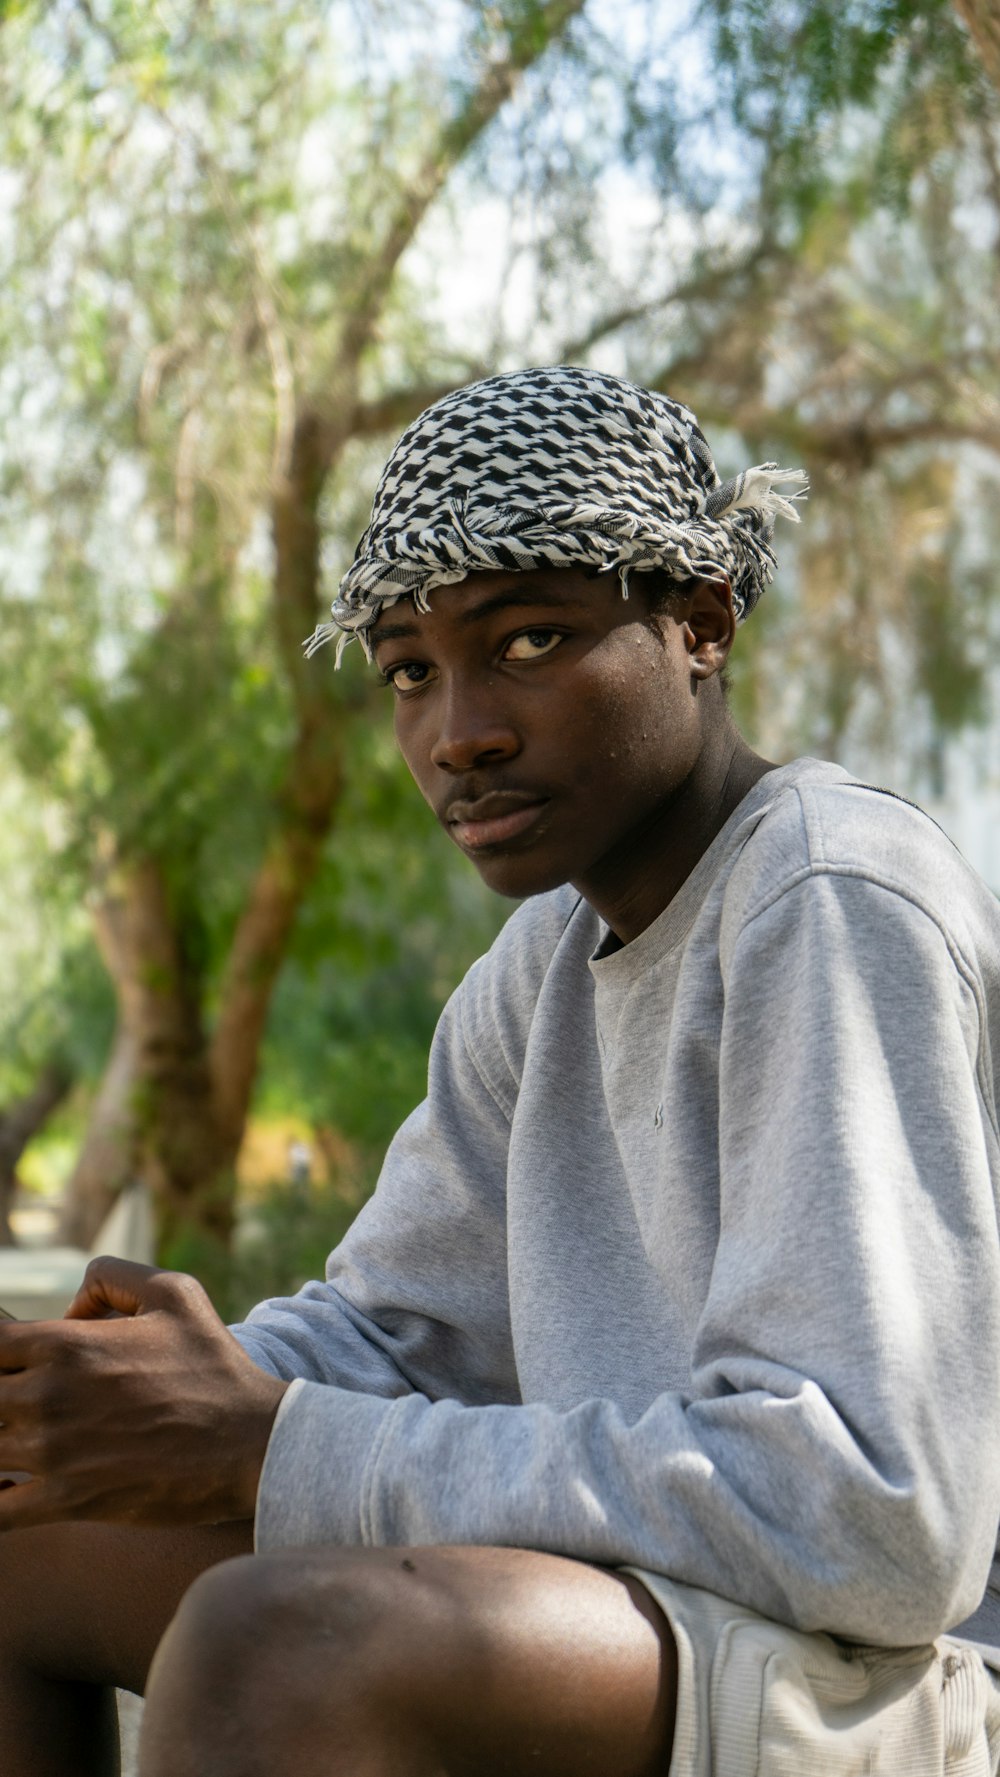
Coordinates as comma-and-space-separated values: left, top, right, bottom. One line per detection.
228, 1324, 288, 1379
253, 1377, 398, 1552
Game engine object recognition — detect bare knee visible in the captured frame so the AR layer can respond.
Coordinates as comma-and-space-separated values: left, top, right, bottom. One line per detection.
142, 1546, 466, 1777
148, 1546, 465, 1699
142, 1549, 676, 1777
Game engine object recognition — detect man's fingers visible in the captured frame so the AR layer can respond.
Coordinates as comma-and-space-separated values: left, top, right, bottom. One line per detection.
0, 1474, 52, 1532
0, 1374, 48, 1476
0, 1374, 40, 1446
0, 1475, 98, 1535
0, 1319, 47, 1368
63, 1255, 165, 1320
0, 1417, 40, 1469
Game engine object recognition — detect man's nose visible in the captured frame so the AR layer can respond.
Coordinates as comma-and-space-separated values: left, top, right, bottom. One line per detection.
429, 679, 520, 773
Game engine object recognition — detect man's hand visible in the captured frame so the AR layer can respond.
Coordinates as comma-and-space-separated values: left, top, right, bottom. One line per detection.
0, 1256, 289, 1532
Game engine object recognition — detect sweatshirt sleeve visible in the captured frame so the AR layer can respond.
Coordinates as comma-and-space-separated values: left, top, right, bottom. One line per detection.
251, 869, 1000, 1645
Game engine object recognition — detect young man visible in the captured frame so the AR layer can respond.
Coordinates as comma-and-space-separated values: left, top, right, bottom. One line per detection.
2, 366, 1000, 1776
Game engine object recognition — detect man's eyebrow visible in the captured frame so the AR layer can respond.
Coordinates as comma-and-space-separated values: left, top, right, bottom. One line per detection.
370, 587, 589, 649
369, 618, 421, 646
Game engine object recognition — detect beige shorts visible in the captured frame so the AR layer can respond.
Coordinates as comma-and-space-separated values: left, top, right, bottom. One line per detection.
627, 1570, 1000, 1777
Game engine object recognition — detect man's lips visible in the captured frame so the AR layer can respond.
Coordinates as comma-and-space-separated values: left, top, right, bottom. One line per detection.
446, 793, 549, 849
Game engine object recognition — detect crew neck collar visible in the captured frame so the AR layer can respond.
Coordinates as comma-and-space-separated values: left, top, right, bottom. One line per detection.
587, 757, 849, 980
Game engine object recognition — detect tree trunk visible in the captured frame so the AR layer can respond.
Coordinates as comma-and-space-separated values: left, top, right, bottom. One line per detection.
209, 408, 346, 1169
0, 1062, 73, 1246
56, 1027, 139, 1247
59, 416, 344, 1257
60, 858, 228, 1252
953, 0, 1000, 95
60, 418, 345, 1256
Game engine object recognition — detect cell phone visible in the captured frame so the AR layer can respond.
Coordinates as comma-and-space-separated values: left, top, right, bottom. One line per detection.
0, 1305, 17, 1321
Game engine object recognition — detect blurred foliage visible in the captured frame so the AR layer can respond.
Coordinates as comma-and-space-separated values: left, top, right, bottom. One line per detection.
256, 686, 511, 1151
705, 0, 987, 212
0, 0, 608, 1236
0, 0, 999, 1279
163, 1173, 365, 1324
0, 763, 114, 1100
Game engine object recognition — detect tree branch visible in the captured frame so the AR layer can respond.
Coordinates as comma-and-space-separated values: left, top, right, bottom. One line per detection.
350, 376, 487, 441
796, 415, 1000, 468
691, 401, 1000, 470
952, 0, 1000, 96
208, 714, 344, 1161
208, 406, 348, 1159
336, 0, 588, 369
57, 1027, 140, 1250
558, 240, 778, 362
72, 0, 298, 486
0, 1063, 73, 1247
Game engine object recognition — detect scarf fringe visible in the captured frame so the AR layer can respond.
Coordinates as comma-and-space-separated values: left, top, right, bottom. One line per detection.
704, 464, 809, 526
304, 468, 808, 664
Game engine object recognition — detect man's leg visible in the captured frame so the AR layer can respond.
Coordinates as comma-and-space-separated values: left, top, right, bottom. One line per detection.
0, 1518, 254, 1777
140, 1543, 677, 1777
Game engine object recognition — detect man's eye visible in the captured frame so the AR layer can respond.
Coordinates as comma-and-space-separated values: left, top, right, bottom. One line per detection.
381, 661, 430, 691
504, 629, 562, 662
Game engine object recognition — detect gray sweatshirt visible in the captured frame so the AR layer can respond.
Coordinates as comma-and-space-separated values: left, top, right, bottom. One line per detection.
233, 758, 1000, 1649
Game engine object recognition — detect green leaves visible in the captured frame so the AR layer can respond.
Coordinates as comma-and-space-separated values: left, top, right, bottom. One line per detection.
703, 0, 985, 226
4, 0, 1000, 1232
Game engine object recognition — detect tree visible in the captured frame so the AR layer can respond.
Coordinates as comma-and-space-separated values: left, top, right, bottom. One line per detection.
2, 0, 999, 1267
0, 762, 106, 1239
0, 0, 633, 1254
0, 1063, 74, 1245
625, 0, 1000, 766
952, 0, 1000, 95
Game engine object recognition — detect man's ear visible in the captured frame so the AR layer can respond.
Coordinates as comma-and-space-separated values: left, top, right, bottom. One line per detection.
681, 577, 736, 682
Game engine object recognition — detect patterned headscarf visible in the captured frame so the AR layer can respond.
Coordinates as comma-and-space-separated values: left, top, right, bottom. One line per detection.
305, 366, 807, 662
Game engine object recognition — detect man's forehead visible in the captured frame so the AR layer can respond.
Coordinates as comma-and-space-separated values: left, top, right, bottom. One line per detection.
368, 569, 603, 646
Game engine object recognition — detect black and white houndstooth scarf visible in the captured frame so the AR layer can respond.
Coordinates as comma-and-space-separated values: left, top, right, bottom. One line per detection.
306, 366, 807, 662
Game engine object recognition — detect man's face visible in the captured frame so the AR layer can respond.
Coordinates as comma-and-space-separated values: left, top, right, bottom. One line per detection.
370, 565, 723, 908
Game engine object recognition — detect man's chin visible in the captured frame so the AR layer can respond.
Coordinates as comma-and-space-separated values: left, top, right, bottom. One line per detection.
462, 848, 574, 902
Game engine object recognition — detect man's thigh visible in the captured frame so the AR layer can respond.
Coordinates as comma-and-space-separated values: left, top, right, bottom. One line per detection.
0, 1517, 254, 1695
142, 1543, 677, 1777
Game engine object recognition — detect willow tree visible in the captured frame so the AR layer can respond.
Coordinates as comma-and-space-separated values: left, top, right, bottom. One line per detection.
5, 0, 750, 1252
635, 0, 1000, 769
2, 0, 999, 1258
0, 0, 596, 1250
